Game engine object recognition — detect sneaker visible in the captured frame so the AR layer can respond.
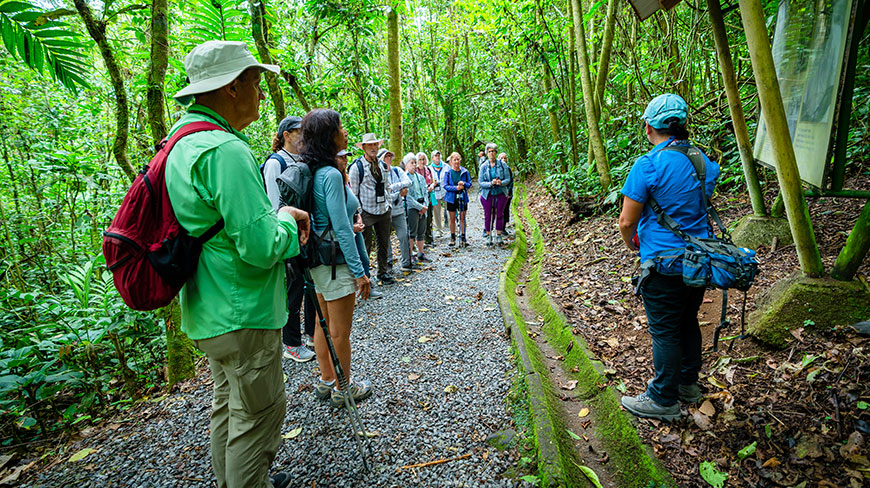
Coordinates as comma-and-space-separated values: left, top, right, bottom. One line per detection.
270, 471, 292, 488
369, 287, 384, 299
620, 391, 680, 421
378, 274, 397, 285
400, 266, 413, 274
329, 379, 373, 409
449, 237, 456, 247
496, 234, 504, 246
284, 344, 315, 363
460, 239, 468, 248
646, 379, 704, 403
417, 253, 432, 263
314, 378, 335, 400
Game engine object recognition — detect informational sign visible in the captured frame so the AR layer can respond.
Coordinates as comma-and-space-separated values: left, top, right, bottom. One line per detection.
754, 0, 853, 189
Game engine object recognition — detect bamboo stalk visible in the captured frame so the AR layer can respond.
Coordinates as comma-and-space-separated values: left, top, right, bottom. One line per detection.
397, 453, 472, 470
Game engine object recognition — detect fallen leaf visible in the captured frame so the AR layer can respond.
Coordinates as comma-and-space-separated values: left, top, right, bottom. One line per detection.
698, 400, 716, 417
483, 307, 496, 312
482, 451, 489, 460
356, 431, 380, 438
444, 385, 458, 394
604, 338, 619, 348
708, 377, 728, 389
282, 427, 302, 439
699, 460, 728, 488
691, 410, 713, 430
578, 408, 590, 418
417, 308, 430, 312
444, 295, 456, 301
566, 341, 574, 354
68, 448, 96, 462
578, 465, 604, 488
408, 373, 421, 381
418, 336, 432, 343
790, 327, 805, 342
561, 380, 578, 390
737, 441, 757, 460
762, 457, 781, 468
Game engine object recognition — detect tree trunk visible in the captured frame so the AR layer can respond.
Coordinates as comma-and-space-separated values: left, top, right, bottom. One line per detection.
280, 70, 311, 112
387, 7, 403, 158
146, 0, 168, 148
251, 0, 285, 124
571, 0, 611, 191
738, 0, 824, 277
74, 0, 135, 182
161, 299, 197, 386
831, 200, 870, 281
592, 0, 618, 119
707, 0, 767, 216
542, 61, 562, 147
565, 0, 579, 172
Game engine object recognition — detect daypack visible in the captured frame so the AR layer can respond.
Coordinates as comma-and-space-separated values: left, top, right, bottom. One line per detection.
260, 150, 290, 184
102, 122, 226, 311
641, 145, 758, 292
274, 152, 312, 211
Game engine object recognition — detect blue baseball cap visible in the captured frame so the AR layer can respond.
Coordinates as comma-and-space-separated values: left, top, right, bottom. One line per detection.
642, 94, 688, 129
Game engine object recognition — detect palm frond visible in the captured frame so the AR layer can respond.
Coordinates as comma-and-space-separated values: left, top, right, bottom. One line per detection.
0, 0, 90, 93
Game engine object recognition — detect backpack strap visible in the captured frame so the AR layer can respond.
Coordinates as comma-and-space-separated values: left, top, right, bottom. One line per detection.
163, 121, 227, 243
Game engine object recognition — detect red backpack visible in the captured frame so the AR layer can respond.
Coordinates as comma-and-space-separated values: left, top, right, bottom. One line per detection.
102, 122, 226, 310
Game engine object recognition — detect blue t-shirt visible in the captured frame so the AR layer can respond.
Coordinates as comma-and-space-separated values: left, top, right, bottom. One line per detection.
620, 138, 720, 263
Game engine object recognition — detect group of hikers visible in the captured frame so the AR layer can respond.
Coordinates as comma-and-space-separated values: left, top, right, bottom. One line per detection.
159, 39, 720, 487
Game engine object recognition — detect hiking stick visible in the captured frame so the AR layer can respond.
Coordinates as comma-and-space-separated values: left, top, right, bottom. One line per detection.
712, 289, 729, 353
300, 267, 373, 472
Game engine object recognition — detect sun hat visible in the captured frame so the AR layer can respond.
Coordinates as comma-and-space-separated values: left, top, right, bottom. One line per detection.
377, 148, 394, 159
173, 41, 279, 105
277, 116, 302, 135
642, 93, 688, 129
354, 133, 384, 149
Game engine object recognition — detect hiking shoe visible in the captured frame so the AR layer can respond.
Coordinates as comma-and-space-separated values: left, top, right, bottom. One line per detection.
329, 379, 373, 409
417, 253, 432, 263
486, 234, 493, 246
400, 266, 413, 274
620, 391, 680, 421
369, 287, 384, 299
284, 344, 315, 363
496, 234, 504, 246
378, 274, 396, 285
314, 379, 335, 401
270, 471, 292, 488
449, 237, 456, 247
646, 379, 704, 403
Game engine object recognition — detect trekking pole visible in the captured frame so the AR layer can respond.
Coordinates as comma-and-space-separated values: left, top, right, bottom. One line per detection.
300, 267, 373, 472
712, 289, 730, 353
728, 290, 749, 353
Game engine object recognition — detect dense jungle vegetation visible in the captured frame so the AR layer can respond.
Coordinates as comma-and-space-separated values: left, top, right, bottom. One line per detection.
0, 0, 867, 452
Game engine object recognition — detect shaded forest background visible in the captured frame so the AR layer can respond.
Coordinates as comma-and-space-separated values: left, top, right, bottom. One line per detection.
0, 0, 868, 450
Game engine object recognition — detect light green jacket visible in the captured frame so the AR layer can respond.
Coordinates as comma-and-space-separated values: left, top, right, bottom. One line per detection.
165, 105, 300, 340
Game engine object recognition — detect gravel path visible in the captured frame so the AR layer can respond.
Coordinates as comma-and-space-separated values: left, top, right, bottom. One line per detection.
25, 189, 522, 488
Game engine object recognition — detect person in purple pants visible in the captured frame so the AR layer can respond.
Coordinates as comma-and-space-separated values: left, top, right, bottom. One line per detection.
478, 143, 511, 247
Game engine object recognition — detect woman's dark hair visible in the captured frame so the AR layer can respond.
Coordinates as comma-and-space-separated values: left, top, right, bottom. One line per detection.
300, 109, 342, 173
656, 117, 690, 140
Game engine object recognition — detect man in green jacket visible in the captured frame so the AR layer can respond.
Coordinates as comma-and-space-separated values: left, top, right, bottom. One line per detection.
166, 40, 310, 488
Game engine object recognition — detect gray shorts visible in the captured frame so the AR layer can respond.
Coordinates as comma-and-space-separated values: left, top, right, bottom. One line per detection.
310, 264, 357, 301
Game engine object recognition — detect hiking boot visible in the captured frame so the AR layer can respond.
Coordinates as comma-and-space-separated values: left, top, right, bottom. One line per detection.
270, 471, 292, 488
329, 379, 373, 409
621, 391, 680, 421
417, 253, 432, 263
486, 234, 493, 246
314, 379, 335, 401
284, 344, 315, 363
495, 234, 504, 246
646, 379, 704, 403
378, 274, 396, 285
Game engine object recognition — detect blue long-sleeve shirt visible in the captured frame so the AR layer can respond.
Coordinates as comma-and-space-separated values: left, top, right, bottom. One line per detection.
312, 166, 365, 278
479, 159, 511, 199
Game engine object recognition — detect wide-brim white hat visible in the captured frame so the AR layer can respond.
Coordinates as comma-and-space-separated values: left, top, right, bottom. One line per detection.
174, 41, 279, 105
354, 133, 384, 149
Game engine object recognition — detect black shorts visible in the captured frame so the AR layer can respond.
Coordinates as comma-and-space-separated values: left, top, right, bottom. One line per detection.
446, 200, 465, 212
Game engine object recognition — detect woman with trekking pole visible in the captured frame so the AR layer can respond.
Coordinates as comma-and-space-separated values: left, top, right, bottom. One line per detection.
442, 152, 472, 248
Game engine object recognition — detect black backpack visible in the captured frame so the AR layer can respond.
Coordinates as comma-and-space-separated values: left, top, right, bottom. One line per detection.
274, 153, 313, 211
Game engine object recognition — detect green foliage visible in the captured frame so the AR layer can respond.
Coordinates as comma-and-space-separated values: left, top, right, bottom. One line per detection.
0, 0, 90, 92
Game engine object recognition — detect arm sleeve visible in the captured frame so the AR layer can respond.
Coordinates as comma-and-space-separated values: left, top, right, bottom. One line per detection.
620, 157, 650, 204
201, 142, 300, 269
500, 162, 511, 187
478, 166, 492, 189
405, 176, 425, 211
322, 170, 365, 279
262, 157, 282, 213
390, 168, 410, 192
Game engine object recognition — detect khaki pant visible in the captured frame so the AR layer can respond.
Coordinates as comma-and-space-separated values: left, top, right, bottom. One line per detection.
195, 328, 285, 488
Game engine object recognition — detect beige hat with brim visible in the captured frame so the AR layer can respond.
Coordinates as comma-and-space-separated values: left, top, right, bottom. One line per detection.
174, 41, 279, 105
354, 133, 384, 149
